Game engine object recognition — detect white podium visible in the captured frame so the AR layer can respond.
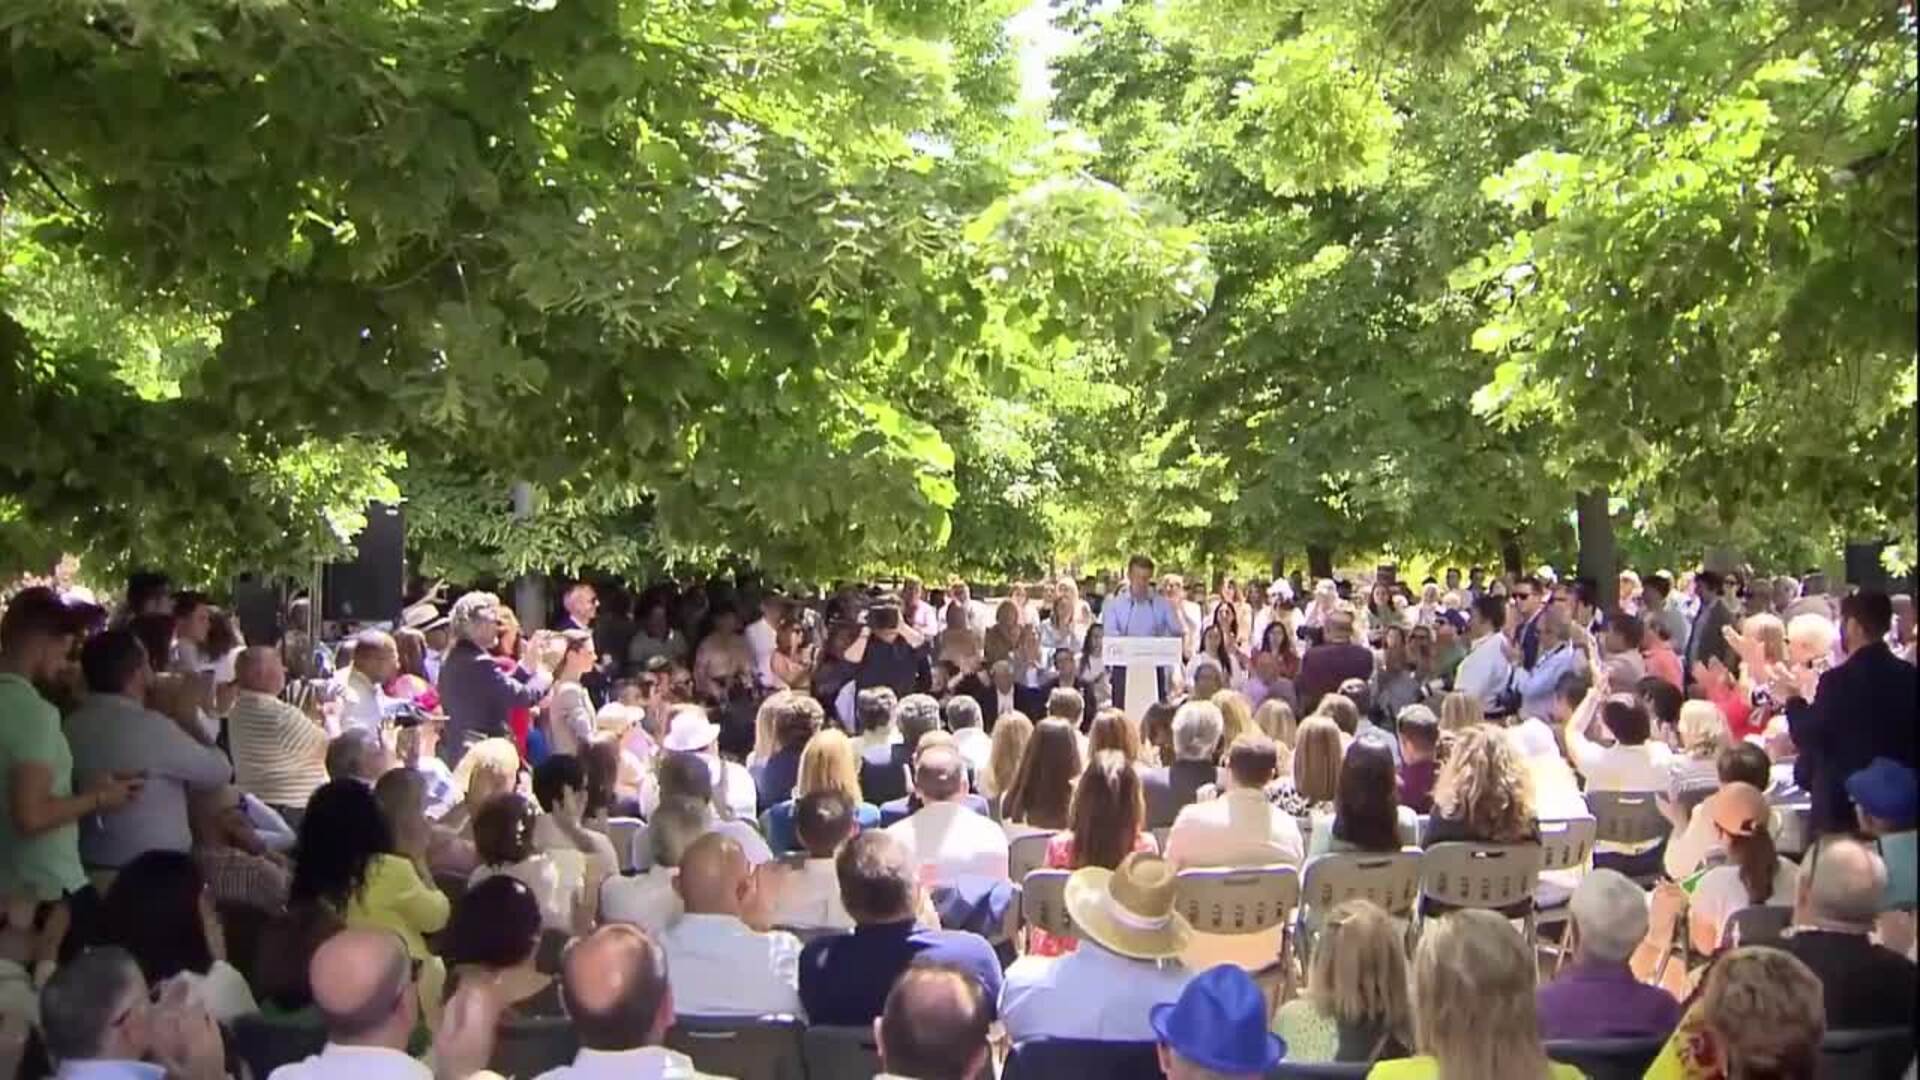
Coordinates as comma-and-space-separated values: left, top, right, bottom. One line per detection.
1103, 636, 1183, 724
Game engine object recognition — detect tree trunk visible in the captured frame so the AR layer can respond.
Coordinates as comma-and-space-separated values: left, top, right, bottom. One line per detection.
1575, 490, 1618, 610
1498, 529, 1524, 578
510, 482, 548, 630
1307, 545, 1334, 581
1270, 552, 1286, 582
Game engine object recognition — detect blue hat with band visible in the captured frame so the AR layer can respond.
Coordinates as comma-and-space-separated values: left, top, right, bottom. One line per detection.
1149, 965, 1285, 1074
1847, 757, 1918, 826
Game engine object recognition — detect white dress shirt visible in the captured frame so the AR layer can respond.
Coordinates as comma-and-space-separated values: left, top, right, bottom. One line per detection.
471, 851, 586, 931
1163, 789, 1304, 871
994, 688, 1018, 718
269, 1043, 433, 1080
745, 617, 779, 690
766, 858, 853, 930
534, 1046, 710, 1080
599, 867, 682, 935
1452, 631, 1513, 708
1000, 942, 1191, 1043
659, 913, 804, 1017
905, 601, 941, 641
334, 669, 391, 733
951, 727, 993, 779
885, 801, 1010, 887
57, 1063, 164, 1080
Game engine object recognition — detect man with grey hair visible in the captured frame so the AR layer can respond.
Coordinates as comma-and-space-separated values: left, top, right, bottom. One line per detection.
885, 743, 1008, 886
944, 695, 991, 777
1779, 836, 1915, 1029
1516, 606, 1580, 722
858, 686, 912, 805
41, 946, 224, 1078
896, 694, 944, 756
1142, 700, 1225, 829
1535, 869, 1683, 1040
436, 589, 553, 766
325, 727, 392, 785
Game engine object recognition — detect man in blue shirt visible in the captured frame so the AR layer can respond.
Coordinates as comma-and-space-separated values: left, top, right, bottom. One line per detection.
797, 831, 1001, 1026
1100, 554, 1184, 710
1516, 609, 1579, 721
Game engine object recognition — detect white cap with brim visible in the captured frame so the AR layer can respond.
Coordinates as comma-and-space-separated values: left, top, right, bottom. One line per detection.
660, 706, 721, 753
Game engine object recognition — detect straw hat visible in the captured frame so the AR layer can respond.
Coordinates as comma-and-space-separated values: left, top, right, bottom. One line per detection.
1063, 852, 1192, 960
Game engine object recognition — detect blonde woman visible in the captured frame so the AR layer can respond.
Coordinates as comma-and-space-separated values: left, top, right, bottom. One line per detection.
1274, 899, 1411, 1064
1313, 692, 1362, 738
1253, 699, 1299, 773
1370, 909, 1582, 1080
1212, 690, 1255, 756
1437, 691, 1483, 733
1423, 725, 1538, 917
1642, 946, 1825, 1080
1270, 715, 1341, 817
1665, 700, 1727, 813
762, 729, 881, 852
441, 736, 523, 837
981, 710, 1034, 807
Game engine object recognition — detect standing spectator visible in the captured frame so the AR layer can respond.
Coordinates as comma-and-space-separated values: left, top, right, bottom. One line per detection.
1371, 909, 1582, 1080
1451, 595, 1513, 713
1027, 751, 1157, 957
998, 718, 1081, 831
1272, 900, 1411, 1063
1515, 610, 1578, 721
1297, 610, 1374, 714
1847, 756, 1917, 910
227, 646, 329, 824
999, 852, 1193, 1043
1099, 555, 1184, 712
658, 833, 803, 1017
1776, 589, 1918, 835
1776, 836, 1915, 1030
544, 630, 599, 758
1534, 869, 1682, 1041
901, 577, 942, 640
877, 963, 994, 1080
1142, 700, 1223, 830
763, 728, 882, 854
1643, 947, 1825, 1080
1639, 611, 1684, 690
845, 603, 928, 699
438, 591, 554, 766
1642, 572, 1690, 658
387, 627, 439, 712
885, 744, 1008, 887
1510, 576, 1547, 670
334, 630, 399, 734
797, 831, 1001, 1026
1151, 964, 1285, 1080
96, 849, 257, 1022
1684, 570, 1736, 685
625, 600, 689, 674
1395, 705, 1440, 814
744, 592, 785, 692
65, 629, 232, 868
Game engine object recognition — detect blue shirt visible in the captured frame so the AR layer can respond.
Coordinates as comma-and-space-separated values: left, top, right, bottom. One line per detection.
798, 920, 1003, 1025
1100, 589, 1181, 643
1518, 643, 1578, 721
754, 747, 804, 814
763, 799, 881, 854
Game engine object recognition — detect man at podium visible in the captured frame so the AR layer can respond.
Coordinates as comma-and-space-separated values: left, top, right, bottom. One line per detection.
1101, 554, 1185, 712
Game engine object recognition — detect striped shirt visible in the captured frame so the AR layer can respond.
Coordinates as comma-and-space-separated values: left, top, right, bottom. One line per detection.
227, 689, 329, 809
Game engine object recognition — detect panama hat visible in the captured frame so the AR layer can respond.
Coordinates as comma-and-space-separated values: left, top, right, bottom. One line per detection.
400, 601, 448, 633
1063, 852, 1192, 960
660, 705, 721, 753
1150, 965, 1285, 1074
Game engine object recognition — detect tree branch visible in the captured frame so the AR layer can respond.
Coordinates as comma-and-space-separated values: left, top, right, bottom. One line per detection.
2, 138, 87, 220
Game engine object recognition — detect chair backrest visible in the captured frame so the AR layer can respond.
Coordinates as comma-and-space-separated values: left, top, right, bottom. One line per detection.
1775, 803, 1813, 858
1545, 1036, 1668, 1080
1174, 865, 1299, 934
1720, 904, 1793, 950
604, 816, 645, 872
1008, 830, 1056, 884
1419, 842, 1543, 911
490, 1017, 579, 1077
1818, 1026, 1915, 1079
1412, 814, 1430, 845
1300, 850, 1423, 924
1021, 868, 1074, 938
1267, 1062, 1374, 1079
1004, 1039, 1164, 1080
1584, 791, 1671, 847
1537, 816, 1598, 872
802, 1024, 883, 1080
231, 1013, 328, 1080
666, 1015, 807, 1080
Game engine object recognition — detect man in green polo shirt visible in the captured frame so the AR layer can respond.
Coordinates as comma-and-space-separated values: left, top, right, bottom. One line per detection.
0, 587, 140, 905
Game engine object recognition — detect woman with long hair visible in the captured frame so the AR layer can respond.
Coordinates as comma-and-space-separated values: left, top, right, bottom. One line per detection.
1258, 619, 1303, 681
1213, 690, 1255, 756
388, 627, 440, 711
1313, 735, 1410, 856
1438, 691, 1484, 734
97, 850, 257, 1022
1038, 579, 1088, 664
544, 630, 598, 758
1371, 626, 1422, 725
468, 793, 592, 935
1683, 782, 1797, 955
444, 875, 563, 1018
1140, 700, 1178, 767
763, 728, 882, 852
1372, 909, 1582, 1080
1270, 715, 1342, 817
291, 778, 449, 969
1253, 698, 1299, 751
1273, 899, 1411, 1064
1027, 750, 1155, 957
1085, 708, 1143, 764
998, 717, 1081, 830
983, 599, 1024, 671
1423, 725, 1539, 917
982, 710, 1034, 807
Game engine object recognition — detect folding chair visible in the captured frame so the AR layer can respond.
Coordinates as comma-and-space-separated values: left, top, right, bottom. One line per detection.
1532, 816, 1598, 971
1584, 791, 1670, 885
1417, 842, 1543, 935
1008, 831, 1056, 885
1020, 868, 1074, 940
802, 1025, 883, 1080
666, 1015, 807, 1080
604, 816, 645, 872
1774, 803, 1813, 860
491, 1017, 579, 1077
231, 1013, 328, 1080
1176, 864, 1300, 994
1296, 850, 1421, 966
1544, 1036, 1667, 1080
1004, 1039, 1163, 1080
1818, 1026, 1915, 1079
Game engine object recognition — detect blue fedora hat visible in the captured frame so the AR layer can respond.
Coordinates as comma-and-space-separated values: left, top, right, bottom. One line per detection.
1149, 965, 1285, 1074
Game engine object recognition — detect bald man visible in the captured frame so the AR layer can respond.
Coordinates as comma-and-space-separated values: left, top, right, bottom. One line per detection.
884, 744, 1009, 887
656, 833, 802, 1017
536, 924, 724, 1078
876, 963, 992, 1080
228, 645, 330, 822
1779, 836, 1915, 1030
337, 630, 399, 733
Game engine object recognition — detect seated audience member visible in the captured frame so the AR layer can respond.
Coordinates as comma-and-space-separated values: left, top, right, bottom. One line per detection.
1086, 707, 1147, 765
1777, 836, 1915, 1030
1563, 673, 1675, 795
1679, 781, 1798, 954
269, 928, 501, 1079
1644, 946, 1826, 1080
946, 695, 993, 777
997, 718, 1081, 830
1028, 750, 1156, 957
65, 629, 233, 868
1153, 965, 1285, 1080
1662, 742, 1777, 880
1272, 900, 1411, 1063
876, 962, 994, 1080
1141, 700, 1179, 769
1507, 717, 1590, 823
653, 706, 756, 823
1847, 756, 1917, 911
1422, 726, 1539, 918
445, 875, 564, 1018
1143, 700, 1224, 829
325, 728, 392, 786
1370, 909, 1582, 1080
658, 833, 803, 1017
530, 754, 620, 881
885, 743, 1009, 886
980, 710, 1034, 810
1313, 692, 1364, 741
1167, 733, 1304, 869
1000, 852, 1193, 1044
374, 766, 476, 881
1268, 715, 1341, 817
1045, 683, 1094, 735
291, 779, 448, 966
1311, 733, 1416, 857
751, 691, 824, 813
470, 793, 593, 934
1667, 700, 1729, 814
798, 831, 1001, 1026
40, 946, 224, 1080
96, 849, 257, 1023
599, 797, 708, 934
227, 645, 330, 823
190, 783, 291, 913
642, 751, 773, 868
538, 924, 717, 1079
1436, 689, 1483, 734
1534, 869, 1681, 1041
1394, 705, 1440, 814
878, 732, 992, 827
762, 728, 881, 854
855, 688, 912, 805
766, 792, 857, 930
440, 736, 521, 836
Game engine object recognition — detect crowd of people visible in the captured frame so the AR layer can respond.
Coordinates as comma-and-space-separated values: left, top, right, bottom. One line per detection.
0, 553, 1913, 1079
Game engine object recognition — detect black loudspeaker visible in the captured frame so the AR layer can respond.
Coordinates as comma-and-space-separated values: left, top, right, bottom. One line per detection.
1844, 541, 1890, 590
323, 504, 406, 623
231, 576, 284, 646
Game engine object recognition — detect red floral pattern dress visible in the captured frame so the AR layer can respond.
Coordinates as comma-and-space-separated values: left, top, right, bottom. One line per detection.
1024, 830, 1159, 957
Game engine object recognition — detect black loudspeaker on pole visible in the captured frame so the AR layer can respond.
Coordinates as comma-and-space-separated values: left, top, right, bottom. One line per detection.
322, 503, 407, 624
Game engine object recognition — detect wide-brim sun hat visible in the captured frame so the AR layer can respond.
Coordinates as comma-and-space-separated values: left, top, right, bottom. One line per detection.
1063, 852, 1192, 961
1149, 964, 1285, 1074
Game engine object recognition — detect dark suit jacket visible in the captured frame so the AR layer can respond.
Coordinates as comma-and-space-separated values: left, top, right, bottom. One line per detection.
1296, 642, 1375, 713
1023, 676, 1095, 729
1786, 642, 1919, 833
1141, 759, 1219, 830
1779, 929, 1917, 1032
859, 742, 913, 806
1684, 599, 1734, 682
878, 793, 992, 828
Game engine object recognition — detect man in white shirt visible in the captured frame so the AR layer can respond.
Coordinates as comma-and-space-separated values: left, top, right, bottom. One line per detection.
944, 696, 992, 779
652, 707, 757, 822
1453, 594, 1514, 711
765, 793, 855, 930
1000, 853, 1192, 1043
743, 593, 784, 692
885, 744, 1009, 887
658, 833, 803, 1017
1164, 733, 1303, 972
40, 946, 225, 1080
333, 630, 399, 734
536, 924, 719, 1080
